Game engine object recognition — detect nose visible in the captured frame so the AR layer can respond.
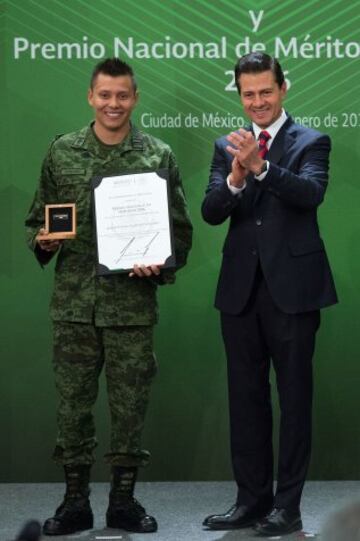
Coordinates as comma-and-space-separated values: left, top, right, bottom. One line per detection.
253, 94, 265, 108
109, 95, 120, 108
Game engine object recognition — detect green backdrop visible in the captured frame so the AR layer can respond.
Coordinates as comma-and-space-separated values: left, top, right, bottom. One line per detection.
1, 0, 359, 482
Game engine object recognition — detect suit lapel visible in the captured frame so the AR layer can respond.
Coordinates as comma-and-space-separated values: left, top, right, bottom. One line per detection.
253, 116, 295, 206
267, 116, 294, 165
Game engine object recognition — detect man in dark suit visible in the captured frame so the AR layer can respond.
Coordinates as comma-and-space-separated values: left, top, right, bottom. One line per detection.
202, 52, 337, 536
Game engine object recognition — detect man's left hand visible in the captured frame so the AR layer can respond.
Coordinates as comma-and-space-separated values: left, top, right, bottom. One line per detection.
226, 129, 265, 176
129, 264, 162, 278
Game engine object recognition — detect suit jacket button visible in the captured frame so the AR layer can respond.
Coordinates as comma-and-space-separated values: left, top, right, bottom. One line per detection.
251, 249, 257, 256
256, 218, 262, 226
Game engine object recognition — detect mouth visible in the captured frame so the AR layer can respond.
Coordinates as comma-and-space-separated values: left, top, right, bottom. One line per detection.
252, 108, 269, 117
105, 111, 123, 118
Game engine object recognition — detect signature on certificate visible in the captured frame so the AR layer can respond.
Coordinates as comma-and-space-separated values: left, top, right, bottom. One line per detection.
115, 232, 160, 264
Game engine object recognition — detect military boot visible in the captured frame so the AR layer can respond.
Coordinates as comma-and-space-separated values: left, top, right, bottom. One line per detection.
43, 464, 93, 535
106, 466, 157, 533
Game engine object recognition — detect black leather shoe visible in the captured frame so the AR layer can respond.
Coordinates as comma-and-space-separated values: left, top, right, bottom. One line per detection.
106, 497, 157, 533
16, 520, 41, 541
203, 503, 271, 530
254, 507, 302, 536
43, 497, 93, 536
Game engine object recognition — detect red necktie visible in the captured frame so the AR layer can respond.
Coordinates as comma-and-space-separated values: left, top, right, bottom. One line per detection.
258, 130, 271, 159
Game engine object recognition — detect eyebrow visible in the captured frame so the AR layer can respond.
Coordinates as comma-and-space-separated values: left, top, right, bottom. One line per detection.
243, 87, 273, 93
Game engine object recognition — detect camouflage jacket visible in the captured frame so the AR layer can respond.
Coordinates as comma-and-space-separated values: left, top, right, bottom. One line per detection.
25, 124, 192, 326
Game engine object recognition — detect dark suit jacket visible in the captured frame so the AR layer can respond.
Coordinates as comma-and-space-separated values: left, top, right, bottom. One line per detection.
202, 116, 338, 315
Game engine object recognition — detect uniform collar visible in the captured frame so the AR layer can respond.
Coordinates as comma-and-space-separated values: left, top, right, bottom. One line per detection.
71, 123, 144, 155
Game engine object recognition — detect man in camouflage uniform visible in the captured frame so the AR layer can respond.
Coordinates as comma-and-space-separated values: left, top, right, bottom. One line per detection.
25, 58, 192, 535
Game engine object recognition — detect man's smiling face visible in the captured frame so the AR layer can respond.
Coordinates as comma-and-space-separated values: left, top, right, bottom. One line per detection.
238, 70, 286, 128
88, 73, 138, 140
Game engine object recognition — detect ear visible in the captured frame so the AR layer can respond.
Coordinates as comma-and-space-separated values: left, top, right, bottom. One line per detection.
134, 90, 139, 105
87, 88, 94, 107
280, 81, 287, 99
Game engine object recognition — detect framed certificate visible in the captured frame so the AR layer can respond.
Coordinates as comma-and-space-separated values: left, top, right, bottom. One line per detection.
91, 169, 176, 274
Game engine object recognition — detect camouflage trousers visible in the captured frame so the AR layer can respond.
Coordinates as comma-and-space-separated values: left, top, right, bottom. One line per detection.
52, 321, 157, 467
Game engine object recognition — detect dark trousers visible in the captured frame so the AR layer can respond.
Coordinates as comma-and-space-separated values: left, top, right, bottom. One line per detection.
221, 269, 320, 511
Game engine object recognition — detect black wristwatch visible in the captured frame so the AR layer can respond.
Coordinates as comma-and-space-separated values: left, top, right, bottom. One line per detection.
256, 161, 268, 177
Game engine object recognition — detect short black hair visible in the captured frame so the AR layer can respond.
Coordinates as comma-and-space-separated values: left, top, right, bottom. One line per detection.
234, 52, 285, 93
90, 57, 137, 92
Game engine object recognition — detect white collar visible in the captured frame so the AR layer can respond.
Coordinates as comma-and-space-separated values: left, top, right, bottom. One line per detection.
252, 109, 287, 148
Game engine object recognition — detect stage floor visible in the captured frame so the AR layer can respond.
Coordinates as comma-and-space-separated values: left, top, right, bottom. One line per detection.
1, 481, 359, 540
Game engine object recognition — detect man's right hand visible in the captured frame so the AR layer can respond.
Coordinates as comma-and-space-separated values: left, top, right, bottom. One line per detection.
37, 228, 62, 252
228, 156, 249, 188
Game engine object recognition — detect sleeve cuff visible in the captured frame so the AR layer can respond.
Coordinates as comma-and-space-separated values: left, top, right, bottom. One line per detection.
226, 174, 247, 194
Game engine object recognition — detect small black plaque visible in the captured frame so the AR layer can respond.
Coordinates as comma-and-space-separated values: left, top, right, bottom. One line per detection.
37, 203, 76, 240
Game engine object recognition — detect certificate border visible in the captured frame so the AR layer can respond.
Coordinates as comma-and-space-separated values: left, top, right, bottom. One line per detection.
91, 169, 176, 275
